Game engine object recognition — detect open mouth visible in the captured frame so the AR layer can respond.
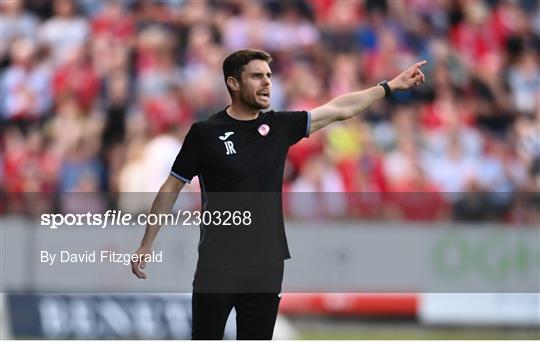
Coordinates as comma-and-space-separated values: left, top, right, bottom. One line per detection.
257, 90, 270, 100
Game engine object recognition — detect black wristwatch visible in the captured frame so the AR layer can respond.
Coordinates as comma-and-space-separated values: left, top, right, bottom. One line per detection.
378, 80, 392, 98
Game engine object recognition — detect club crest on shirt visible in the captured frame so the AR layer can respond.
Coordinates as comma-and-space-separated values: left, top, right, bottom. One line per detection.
258, 124, 270, 136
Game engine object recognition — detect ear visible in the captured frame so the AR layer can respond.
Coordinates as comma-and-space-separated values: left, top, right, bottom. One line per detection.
226, 76, 240, 92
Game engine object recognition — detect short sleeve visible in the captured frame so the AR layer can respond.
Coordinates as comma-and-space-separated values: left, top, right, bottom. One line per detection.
170, 124, 204, 183
277, 110, 311, 146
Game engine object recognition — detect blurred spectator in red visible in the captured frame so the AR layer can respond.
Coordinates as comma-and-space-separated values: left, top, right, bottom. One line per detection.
286, 132, 324, 186
385, 163, 448, 222
450, 1, 502, 70
143, 84, 192, 135
3, 126, 59, 193
490, 0, 530, 49
346, 124, 387, 219
52, 45, 99, 111
90, 1, 135, 79
285, 59, 327, 180
91, 1, 135, 42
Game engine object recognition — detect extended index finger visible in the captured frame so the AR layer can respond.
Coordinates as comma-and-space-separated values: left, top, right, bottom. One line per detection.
415, 60, 427, 68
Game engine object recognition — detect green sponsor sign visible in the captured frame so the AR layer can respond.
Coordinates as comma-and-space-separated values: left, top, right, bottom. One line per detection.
433, 230, 539, 284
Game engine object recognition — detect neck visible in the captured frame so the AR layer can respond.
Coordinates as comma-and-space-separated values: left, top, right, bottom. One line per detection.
226, 101, 261, 121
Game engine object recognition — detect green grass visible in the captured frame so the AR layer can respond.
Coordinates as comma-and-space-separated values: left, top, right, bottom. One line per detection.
299, 329, 540, 340
290, 318, 539, 340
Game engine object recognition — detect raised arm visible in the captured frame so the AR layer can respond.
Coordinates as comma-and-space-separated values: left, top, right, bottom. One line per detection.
309, 60, 427, 134
131, 174, 185, 279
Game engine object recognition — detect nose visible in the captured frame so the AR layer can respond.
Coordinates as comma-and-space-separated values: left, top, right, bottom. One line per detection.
262, 75, 271, 86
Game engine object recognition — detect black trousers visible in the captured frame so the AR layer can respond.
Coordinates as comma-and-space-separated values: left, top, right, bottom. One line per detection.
191, 261, 284, 340
192, 293, 281, 339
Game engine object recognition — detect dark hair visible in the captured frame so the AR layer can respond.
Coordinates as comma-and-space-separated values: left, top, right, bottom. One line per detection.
223, 49, 272, 94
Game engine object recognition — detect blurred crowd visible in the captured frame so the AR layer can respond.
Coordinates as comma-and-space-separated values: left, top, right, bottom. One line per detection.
2, 0, 539, 223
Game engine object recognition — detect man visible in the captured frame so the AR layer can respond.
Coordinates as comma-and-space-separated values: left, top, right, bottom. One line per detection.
131, 49, 426, 339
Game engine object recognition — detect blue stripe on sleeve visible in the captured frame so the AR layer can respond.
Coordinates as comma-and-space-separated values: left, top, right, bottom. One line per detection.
306, 111, 311, 137
170, 171, 191, 184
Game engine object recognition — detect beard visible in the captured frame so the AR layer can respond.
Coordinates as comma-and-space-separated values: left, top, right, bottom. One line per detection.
240, 91, 270, 110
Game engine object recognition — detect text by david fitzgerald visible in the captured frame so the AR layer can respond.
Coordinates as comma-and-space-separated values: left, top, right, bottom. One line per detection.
40, 250, 163, 266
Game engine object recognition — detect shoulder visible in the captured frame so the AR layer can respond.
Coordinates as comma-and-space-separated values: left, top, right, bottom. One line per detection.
193, 110, 227, 129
